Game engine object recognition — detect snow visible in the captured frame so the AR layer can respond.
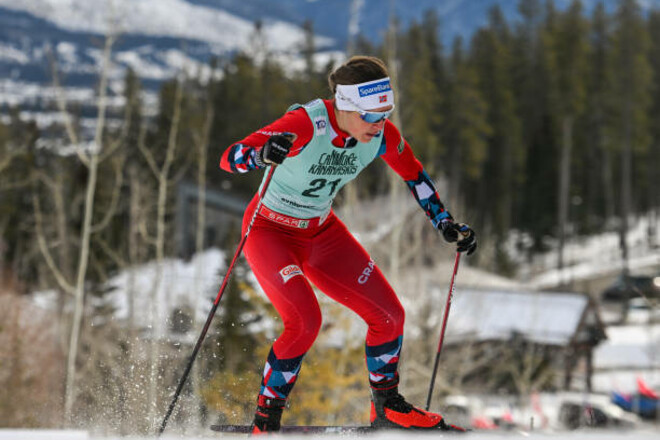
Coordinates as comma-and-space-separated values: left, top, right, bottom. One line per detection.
0, 43, 30, 64
592, 323, 660, 392
521, 216, 660, 289
104, 249, 227, 339
0, 0, 333, 53
0, 431, 88, 440
1, 431, 659, 440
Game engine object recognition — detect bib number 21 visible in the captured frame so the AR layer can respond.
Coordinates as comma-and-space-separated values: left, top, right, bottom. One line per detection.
302, 178, 341, 198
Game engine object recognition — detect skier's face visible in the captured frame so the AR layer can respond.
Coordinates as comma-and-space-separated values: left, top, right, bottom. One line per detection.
337, 105, 391, 143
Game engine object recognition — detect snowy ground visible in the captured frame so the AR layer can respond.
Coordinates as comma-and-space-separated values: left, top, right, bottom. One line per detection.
2, 429, 660, 440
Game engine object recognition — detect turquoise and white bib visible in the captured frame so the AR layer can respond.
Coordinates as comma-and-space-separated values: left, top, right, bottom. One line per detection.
259, 99, 383, 219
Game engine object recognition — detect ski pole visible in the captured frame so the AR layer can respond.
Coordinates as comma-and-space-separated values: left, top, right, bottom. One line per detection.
424, 251, 461, 411
158, 164, 277, 435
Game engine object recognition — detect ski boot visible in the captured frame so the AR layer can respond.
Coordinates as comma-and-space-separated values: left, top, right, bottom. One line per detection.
250, 395, 286, 435
370, 378, 466, 432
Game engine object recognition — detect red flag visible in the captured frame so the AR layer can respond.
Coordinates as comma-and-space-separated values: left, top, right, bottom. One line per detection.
637, 376, 659, 399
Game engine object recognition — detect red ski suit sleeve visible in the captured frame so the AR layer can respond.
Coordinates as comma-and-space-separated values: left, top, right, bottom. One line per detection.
378, 121, 452, 227
219, 107, 314, 173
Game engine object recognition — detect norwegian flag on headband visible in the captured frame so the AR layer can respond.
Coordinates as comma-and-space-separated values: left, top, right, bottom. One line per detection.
379, 95, 388, 103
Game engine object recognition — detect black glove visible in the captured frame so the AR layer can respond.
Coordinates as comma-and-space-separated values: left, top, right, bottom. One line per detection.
440, 220, 477, 255
259, 134, 293, 165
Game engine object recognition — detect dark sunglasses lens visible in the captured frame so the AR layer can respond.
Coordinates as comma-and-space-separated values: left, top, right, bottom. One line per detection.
361, 112, 388, 123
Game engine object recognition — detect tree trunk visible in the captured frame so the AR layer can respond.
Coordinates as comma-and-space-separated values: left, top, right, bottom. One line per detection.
386, 8, 404, 286
147, 78, 184, 425
64, 33, 114, 424
557, 116, 573, 280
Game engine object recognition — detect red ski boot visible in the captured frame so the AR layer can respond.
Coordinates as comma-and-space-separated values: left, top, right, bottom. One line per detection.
370, 378, 466, 432
250, 395, 286, 435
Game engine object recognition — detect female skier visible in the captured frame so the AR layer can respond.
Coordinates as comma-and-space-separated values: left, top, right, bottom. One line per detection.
219, 55, 476, 434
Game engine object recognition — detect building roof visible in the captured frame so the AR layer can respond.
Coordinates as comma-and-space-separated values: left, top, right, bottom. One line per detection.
435, 288, 602, 346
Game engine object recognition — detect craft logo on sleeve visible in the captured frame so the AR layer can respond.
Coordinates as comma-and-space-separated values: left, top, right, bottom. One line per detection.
279, 264, 303, 283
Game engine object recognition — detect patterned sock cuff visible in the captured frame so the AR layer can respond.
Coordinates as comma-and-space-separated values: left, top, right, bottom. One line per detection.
366, 336, 402, 383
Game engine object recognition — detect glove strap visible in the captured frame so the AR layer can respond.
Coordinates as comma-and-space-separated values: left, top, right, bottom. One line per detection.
253, 148, 268, 168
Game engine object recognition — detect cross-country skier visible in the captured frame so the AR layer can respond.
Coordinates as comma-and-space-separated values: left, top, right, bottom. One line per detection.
219, 55, 477, 434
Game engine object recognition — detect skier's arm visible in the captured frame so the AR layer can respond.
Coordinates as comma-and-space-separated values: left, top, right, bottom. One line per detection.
219, 108, 314, 173
378, 121, 452, 228
379, 121, 477, 254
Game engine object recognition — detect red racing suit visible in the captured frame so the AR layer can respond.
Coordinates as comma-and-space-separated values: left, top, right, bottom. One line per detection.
220, 99, 451, 400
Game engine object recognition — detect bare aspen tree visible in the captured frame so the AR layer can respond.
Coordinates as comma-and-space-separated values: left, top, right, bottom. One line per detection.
38, 11, 129, 422
35, 37, 116, 422
63, 31, 116, 423
138, 77, 184, 426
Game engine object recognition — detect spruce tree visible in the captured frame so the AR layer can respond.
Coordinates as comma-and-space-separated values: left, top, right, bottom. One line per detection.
548, 0, 589, 272
397, 20, 443, 172
443, 37, 490, 216
469, 6, 522, 268
647, 10, 660, 240
611, 0, 652, 276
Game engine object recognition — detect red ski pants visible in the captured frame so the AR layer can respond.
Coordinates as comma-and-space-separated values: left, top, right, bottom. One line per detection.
242, 197, 405, 360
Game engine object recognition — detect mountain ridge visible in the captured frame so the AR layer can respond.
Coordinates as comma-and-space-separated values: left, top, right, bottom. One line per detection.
1, 0, 657, 122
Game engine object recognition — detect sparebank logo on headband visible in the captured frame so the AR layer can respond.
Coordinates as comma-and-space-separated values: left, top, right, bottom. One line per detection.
358, 79, 391, 97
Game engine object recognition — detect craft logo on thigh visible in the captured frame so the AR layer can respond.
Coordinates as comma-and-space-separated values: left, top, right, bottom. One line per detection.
358, 259, 375, 285
279, 264, 303, 283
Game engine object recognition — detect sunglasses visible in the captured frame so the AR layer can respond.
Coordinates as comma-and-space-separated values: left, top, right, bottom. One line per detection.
358, 107, 395, 123
336, 89, 395, 123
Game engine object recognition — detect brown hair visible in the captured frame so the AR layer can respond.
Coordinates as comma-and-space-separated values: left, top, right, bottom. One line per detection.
328, 56, 389, 94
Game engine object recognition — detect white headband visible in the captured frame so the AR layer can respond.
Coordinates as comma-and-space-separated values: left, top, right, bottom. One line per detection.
335, 77, 394, 111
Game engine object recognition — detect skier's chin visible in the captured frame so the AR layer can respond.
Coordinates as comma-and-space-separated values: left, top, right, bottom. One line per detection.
359, 132, 380, 142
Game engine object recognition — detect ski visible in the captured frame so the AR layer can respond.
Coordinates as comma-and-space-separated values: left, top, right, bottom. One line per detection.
210, 424, 374, 434
211, 424, 468, 434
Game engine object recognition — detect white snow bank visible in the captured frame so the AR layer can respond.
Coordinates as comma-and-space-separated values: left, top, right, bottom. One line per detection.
103, 248, 226, 338
1, 431, 656, 440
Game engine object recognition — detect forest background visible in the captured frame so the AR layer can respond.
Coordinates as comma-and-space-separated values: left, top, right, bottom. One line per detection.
0, 0, 658, 435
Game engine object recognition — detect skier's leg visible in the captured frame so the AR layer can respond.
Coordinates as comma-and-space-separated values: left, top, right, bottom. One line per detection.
242, 211, 323, 433
303, 214, 405, 377
303, 214, 465, 431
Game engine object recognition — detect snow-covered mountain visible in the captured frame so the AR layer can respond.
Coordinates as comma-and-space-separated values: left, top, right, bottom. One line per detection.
0, 0, 329, 53
0, 0, 339, 134
2, 0, 659, 128
0, 0, 333, 95
3, 0, 654, 91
